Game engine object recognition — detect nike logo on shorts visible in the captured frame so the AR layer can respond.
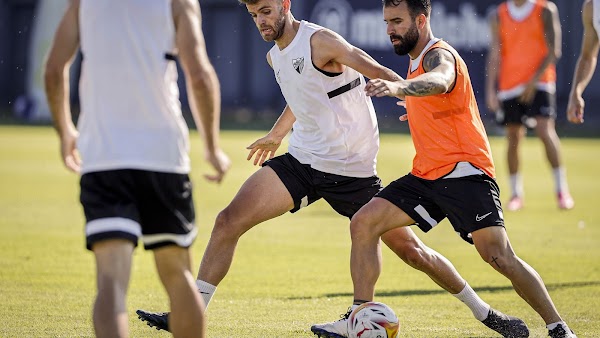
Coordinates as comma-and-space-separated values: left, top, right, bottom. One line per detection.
476, 212, 493, 222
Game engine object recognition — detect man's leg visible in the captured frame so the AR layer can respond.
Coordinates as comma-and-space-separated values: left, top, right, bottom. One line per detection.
137, 166, 295, 331
154, 245, 205, 338
92, 239, 134, 338
197, 166, 295, 298
471, 226, 575, 336
505, 124, 526, 211
381, 224, 528, 337
534, 117, 574, 209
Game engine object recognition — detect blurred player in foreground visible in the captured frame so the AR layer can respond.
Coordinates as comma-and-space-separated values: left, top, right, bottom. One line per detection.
44, 0, 230, 336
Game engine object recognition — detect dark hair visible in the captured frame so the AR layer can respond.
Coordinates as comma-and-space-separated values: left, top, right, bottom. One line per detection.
382, 0, 431, 19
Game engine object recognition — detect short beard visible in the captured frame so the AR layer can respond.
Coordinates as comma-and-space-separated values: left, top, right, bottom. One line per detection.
264, 8, 286, 41
392, 24, 419, 55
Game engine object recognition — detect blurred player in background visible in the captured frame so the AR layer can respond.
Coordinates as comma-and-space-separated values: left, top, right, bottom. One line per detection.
44, 0, 230, 337
486, 0, 573, 211
137, 0, 528, 337
567, 0, 600, 124
316, 0, 576, 337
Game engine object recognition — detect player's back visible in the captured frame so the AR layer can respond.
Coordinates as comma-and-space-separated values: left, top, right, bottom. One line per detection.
78, 0, 189, 175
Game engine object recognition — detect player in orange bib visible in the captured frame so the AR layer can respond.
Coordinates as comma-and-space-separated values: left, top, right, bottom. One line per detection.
486, 0, 574, 211
317, 1, 576, 337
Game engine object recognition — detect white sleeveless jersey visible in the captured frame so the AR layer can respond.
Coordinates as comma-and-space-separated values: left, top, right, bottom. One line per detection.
78, 0, 189, 174
269, 21, 379, 177
594, 0, 600, 41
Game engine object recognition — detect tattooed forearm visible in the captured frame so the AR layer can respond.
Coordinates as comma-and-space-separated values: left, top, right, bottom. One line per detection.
403, 80, 444, 96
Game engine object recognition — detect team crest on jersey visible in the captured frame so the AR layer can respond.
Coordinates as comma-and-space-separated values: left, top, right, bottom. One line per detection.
293, 57, 304, 74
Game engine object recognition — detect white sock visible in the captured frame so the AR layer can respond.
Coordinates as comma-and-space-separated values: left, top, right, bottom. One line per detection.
552, 167, 568, 194
452, 283, 491, 321
196, 280, 217, 309
510, 174, 523, 197
547, 321, 569, 331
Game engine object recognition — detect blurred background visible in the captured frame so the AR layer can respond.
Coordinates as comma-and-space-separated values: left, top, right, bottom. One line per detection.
0, 0, 597, 136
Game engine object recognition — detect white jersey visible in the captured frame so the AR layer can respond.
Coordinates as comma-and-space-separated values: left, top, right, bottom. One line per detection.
78, 0, 190, 174
269, 21, 379, 178
594, 0, 600, 41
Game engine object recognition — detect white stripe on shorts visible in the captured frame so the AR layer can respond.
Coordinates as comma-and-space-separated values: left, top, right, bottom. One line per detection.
86, 217, 142, 237
414, 205, 438, 228
143, 226, 198, 248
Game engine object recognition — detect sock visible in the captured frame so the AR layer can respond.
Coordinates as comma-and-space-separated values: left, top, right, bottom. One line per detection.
552, 167, 568, 194
452, 283, 491, 321
547, 321, 569, 331
510, 173, 523, 197
196, 280, 217, 309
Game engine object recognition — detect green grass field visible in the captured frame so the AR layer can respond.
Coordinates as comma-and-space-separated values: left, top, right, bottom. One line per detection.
0, 125, 598, 337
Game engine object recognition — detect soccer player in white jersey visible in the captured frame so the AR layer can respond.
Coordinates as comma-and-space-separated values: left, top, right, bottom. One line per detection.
44, 0, 230, 337
137, 0, 526, 336
567, 0, 600, 123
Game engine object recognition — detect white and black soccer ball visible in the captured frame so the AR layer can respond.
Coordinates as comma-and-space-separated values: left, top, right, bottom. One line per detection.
347, 301, 400, 338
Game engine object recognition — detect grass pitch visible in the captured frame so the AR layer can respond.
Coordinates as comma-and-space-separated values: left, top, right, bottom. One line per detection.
0, 125, 598, 337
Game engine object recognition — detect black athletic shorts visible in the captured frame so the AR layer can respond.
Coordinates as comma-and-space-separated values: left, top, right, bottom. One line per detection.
498, 90, 556, 125
376, 173, 504, 244
80, 169, 196, 251
263, 153, 382, 219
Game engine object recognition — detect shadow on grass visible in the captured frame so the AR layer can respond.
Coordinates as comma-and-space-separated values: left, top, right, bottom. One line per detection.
286, 280, 600, 300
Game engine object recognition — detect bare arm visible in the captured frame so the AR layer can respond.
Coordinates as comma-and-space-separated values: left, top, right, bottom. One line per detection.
531, 2, 562, 84
400, 48, 456, 96
567, 0, 599, 123
485, 9, 501, 112
246, 104, 296, 166
173, 0, 230, 182
311, 29, 402, 81
365, 48, 456, 99
44, 0, 81, 172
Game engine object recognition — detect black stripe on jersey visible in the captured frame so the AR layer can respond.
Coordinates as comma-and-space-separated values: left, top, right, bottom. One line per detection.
164, 53, 177, 61
327, 77, 361, 99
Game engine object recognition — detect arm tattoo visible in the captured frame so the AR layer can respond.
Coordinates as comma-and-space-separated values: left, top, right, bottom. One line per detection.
403, 81, 441, 96
402, 49, 456, 96
423, 48, 445, 72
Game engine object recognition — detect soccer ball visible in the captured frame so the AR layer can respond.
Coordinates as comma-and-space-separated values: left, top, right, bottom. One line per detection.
347, 302, 400, 338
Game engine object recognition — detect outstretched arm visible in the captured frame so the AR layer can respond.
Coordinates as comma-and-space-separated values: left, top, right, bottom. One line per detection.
364, 48, 456, 99
44, 0, 81, 173
247, 105, 296, 166
310, 29, 403, 82
567, 0, 599, 124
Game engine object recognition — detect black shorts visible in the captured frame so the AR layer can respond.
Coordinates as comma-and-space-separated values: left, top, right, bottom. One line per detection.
80, 169, 196, 251
263, 153, 382, 219
376, 173, 504, 244
498, 90, 556, 125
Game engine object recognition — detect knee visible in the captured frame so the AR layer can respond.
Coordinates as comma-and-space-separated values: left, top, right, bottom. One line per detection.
212, 208, 241, 239
349, 211, 377, 243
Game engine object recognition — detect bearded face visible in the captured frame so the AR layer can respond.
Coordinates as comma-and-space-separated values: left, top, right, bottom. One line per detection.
390, 21, 419, 56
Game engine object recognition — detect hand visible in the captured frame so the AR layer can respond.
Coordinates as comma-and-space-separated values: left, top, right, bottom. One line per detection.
60, 127, 81, 173
204, 148, 231, 183
517, 82, 537, 105
485, 91, 500, 113
396, 101, 408, 121
566, 96, 585, 124
246, 134, 282, 166
365, 78, 404, 99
